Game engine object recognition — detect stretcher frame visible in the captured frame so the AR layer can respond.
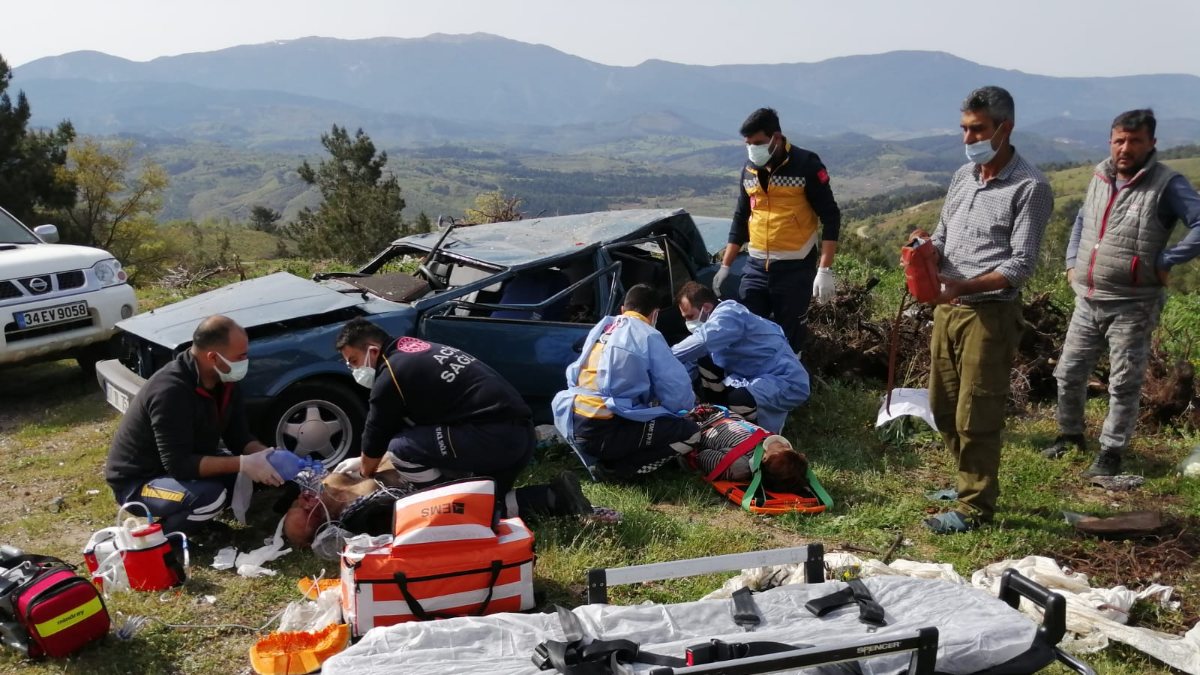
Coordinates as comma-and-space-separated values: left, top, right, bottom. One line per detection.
583, 545, 1097, 675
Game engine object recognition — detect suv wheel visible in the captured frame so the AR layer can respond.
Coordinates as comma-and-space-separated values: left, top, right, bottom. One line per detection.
268, 381, 364, 469
74, 340, 114, 377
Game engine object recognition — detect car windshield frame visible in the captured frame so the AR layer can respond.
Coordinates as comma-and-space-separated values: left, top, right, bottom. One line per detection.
0, 208, 40, 245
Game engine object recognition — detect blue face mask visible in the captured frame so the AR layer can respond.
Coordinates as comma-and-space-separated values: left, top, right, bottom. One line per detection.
965, 125, 1007, 165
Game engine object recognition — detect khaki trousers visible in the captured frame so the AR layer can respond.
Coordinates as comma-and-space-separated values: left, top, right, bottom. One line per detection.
928, 301, 1024, 520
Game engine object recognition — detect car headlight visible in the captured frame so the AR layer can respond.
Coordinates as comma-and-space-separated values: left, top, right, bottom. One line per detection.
93, 259, 128, 287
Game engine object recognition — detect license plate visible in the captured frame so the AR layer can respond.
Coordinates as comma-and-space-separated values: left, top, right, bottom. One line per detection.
15, 301, 89, 329
106, 383, 131, 414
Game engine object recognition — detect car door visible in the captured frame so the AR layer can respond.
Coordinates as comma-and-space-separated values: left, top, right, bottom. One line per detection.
416, 256, 621, 422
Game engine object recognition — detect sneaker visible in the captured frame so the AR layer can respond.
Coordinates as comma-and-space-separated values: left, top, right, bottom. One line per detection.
549, 471, 593, 517
1083, 449, 1122, 477
1041, 434, 1086, 459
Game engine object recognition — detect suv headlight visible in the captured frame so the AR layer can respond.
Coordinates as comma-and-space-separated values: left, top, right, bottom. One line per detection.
92, 259, 128, 287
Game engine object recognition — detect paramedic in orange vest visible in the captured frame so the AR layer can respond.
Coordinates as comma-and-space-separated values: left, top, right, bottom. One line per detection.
551, 284, 700, 479
713, 107, 843, 353
334, 318, 591, 520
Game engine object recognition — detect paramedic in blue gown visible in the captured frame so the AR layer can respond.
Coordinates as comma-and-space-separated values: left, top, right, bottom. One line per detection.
672, 281, 810, 434
552, 284, 700, 478
335, 318, 589, 518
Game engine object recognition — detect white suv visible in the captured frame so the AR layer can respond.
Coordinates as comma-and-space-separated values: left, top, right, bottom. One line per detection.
0, 206, 138, 371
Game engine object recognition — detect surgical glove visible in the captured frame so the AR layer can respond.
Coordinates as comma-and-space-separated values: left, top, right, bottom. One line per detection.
266, 449, 305, 481
712, 265, 731, 297
812, 267, 836, 303
333, 457, 362, 475
240, 450, 284, 486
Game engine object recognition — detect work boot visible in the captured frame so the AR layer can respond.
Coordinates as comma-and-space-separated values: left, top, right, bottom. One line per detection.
1083, 448, 1122, 477
549, 471, 593, 517
1041, 433, 1086, 459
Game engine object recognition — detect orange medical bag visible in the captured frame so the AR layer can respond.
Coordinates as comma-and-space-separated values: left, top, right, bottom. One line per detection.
340, 478, 535, 636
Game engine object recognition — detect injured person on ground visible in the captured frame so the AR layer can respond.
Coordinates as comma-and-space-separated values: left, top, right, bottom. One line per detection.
279, 456, 600, 559
685, 404, 810, 494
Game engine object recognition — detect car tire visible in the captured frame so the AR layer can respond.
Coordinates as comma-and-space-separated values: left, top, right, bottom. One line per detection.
267, 379, 365, 469
74, 340, 114, 377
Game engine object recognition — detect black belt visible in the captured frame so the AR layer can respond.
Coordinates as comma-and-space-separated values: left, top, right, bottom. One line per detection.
804, 579, 887, 627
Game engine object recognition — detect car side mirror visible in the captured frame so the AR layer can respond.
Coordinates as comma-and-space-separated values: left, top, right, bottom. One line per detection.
33, 224, 59, 243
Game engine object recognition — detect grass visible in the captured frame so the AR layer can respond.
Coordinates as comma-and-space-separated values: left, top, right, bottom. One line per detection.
0, 356, 1196, 674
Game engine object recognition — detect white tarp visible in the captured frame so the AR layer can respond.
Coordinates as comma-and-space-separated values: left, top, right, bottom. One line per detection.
324, 575, 1037, 675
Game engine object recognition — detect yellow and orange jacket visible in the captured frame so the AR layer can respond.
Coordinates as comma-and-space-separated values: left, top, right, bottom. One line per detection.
729, 142, 841, 261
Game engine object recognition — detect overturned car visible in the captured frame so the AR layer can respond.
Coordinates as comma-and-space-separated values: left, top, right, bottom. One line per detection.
96, 209, 739, 468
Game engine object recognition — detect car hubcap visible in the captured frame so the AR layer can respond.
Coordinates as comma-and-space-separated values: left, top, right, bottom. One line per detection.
275, 399, 352, 467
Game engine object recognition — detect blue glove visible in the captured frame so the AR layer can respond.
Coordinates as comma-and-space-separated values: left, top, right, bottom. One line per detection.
266, 449, 305, 481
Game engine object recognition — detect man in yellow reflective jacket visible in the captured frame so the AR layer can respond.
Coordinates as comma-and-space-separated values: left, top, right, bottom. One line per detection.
713, 107, 843, 353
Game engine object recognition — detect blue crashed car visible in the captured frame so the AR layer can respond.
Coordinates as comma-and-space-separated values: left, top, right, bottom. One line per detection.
96, 209, 741, 467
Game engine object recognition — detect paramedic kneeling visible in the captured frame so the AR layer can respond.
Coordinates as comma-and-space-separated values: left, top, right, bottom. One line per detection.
105, 315, 286, 535
336, 318, 588, 518
672, 281, 810, 434
552, 284, 700, 478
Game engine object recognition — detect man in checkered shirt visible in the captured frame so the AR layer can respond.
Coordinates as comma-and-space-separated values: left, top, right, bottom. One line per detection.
911, 86, 1054, 534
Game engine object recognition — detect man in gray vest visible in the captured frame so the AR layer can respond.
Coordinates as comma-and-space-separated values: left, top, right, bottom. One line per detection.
1044, 109, 1200, 476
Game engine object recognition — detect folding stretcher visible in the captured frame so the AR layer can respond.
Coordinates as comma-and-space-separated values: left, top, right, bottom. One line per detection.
323, 544, 1096, 675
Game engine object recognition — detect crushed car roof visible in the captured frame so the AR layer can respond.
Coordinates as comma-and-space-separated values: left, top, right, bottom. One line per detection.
393, 208, 713, 269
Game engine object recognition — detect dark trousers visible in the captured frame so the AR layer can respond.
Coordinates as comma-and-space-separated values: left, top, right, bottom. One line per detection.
110, 475, 234, 535
738, 253, 819, 352
928, 302, 1023, 521
573, 413, 700, 478
386, 420, 535, 498
695, 357, 759, 423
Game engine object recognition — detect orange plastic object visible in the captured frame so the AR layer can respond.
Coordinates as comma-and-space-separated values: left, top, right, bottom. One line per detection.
296, 577, 340, 600
249, 623, 350, 675
709, 480, 827, 515
901, 237, 941, 303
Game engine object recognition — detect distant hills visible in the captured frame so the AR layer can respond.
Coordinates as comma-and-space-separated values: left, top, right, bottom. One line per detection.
10, 34, 1200, 223
16, 34, 1200, 147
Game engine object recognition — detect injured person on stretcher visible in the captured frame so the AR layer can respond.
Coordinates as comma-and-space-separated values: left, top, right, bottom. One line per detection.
279, 456, 598, 558
686, 404, 808, 493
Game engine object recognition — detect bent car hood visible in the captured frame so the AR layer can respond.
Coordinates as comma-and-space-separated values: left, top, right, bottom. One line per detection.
117, 272, 360, 349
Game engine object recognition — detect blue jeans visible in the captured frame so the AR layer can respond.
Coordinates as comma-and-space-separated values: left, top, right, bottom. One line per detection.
738, 253, 818, 352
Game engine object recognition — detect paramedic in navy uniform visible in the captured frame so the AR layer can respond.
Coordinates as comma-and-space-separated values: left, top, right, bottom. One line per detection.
334, 317, 589, 517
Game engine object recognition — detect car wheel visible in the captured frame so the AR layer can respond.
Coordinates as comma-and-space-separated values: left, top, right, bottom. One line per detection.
269, 380, 364, 469
74, 340, 114, 377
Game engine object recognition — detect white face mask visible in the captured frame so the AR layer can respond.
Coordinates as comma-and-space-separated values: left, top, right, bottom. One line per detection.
351, 347, 378, 389
685, 306, 712, 334
747, 142, 773, 167
965, 125, 1006, 165
216, 353, 249, 383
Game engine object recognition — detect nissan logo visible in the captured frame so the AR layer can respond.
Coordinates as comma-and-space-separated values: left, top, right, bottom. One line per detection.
28, 277, 49, 293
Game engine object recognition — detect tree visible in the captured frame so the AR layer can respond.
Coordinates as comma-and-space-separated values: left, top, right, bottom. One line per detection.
464, 190, 523, 224
249, 205, 282, 233
57, 138, 174, 282
287, 126, 406, 262
413, 211, 433, 234
0, 53, 76, 222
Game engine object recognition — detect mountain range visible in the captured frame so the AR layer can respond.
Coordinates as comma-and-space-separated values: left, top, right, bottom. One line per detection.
10, 34, 1200, 223
15, 33, 1200, 150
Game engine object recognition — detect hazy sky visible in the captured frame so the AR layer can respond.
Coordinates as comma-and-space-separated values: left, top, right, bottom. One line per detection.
4, 0, 1200, 77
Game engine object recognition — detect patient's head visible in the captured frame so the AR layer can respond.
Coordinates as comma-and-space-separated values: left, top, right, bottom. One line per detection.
760, 436, 809, 494
282, 491, 327, 548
